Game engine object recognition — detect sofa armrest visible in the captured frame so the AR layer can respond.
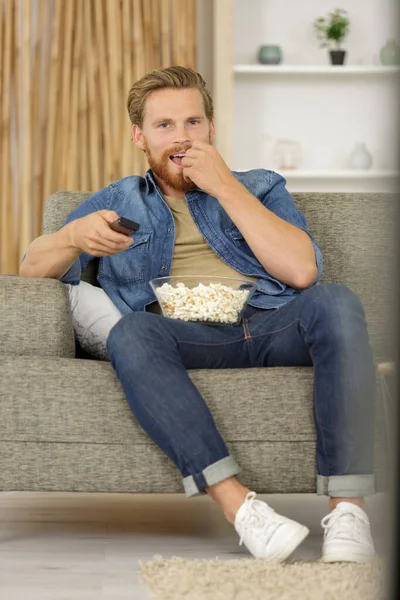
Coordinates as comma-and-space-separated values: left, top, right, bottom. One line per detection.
0, 275, 75, 357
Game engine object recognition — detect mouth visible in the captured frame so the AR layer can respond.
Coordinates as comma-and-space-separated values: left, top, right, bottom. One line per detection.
169, 152, 186, 168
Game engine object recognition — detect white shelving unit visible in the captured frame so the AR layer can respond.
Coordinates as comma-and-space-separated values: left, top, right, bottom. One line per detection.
235, 169, 400, 193
233, 65, 400, 75
213, 0, 400, 192
236, 169, 400, 178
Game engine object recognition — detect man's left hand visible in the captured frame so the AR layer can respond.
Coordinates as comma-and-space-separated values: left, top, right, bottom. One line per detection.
181, 141, 238, 197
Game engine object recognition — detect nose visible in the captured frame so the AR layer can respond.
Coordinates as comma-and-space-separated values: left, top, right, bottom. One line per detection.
173, 123, 190, 145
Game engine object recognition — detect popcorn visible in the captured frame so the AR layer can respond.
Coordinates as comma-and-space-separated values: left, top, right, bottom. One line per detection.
155, 281, 251, 324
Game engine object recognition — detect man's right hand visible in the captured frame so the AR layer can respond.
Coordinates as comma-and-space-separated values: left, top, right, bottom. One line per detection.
67, 210, 135, 257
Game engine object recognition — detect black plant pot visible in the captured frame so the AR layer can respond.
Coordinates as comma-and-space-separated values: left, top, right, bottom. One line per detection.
330, 50, 346, 65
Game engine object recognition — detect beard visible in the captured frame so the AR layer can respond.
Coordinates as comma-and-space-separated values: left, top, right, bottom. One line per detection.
143, 138, 203, 194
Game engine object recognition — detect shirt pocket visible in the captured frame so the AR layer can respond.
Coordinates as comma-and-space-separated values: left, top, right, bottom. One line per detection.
98, 232, 152, 284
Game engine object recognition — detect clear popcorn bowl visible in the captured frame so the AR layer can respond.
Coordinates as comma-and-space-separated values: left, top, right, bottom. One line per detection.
149, 276, 257, 326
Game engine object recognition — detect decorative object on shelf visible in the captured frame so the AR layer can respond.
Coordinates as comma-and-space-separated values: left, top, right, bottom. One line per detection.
380, 39, 400, 65
348, 142, 373, 170
273, 139, 302, 170
313, 9, 350, 66
257, 45, 282, 65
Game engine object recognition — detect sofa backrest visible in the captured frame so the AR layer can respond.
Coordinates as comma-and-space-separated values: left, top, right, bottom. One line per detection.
44, 190, 398, 362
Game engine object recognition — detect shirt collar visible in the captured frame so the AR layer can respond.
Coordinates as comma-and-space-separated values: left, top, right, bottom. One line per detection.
144, 169, 203, 198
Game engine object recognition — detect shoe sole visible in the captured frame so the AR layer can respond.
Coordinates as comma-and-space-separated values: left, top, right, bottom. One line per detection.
322, 552, 376, 563
266, 525, 310, 563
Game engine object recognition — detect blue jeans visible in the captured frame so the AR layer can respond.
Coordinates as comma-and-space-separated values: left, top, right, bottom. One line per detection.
106, 283, 376, 498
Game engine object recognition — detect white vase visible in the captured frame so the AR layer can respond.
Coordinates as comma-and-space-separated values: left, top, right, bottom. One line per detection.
273, 139, 302, 170
349, 142, 373, 170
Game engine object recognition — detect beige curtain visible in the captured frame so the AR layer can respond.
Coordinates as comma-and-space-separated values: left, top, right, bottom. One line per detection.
0, 0, 197, 274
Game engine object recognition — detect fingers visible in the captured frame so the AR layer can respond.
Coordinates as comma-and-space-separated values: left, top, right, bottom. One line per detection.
183, 149, 201, 163
87, 219, 134, 252
181, 155, 196, 168
100, 233, 133, 250
88, 238, 133, 256
104, 237, 134, 251
98, 220, 132, 245
97, 210, 120, 224
182, 170, 194, 183
185, 147, 202, 157
191, 140, 209, 150
102, 229, 132, 246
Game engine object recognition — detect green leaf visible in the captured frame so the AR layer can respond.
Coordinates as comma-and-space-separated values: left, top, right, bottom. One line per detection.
312, 8, 350, 47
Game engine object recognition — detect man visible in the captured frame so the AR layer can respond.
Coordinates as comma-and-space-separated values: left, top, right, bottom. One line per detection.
20, 66, 377, 563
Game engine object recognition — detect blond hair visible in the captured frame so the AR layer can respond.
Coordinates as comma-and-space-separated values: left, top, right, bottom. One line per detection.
127, 66, 213, 127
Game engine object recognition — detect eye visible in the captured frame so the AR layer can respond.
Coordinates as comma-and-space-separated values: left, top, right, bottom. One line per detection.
189, 120, 199, 125
159, 123, 170, 129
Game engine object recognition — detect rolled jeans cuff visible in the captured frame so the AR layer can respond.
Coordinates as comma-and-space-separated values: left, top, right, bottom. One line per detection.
317, 474, 376, 497
183, 455, 242, 498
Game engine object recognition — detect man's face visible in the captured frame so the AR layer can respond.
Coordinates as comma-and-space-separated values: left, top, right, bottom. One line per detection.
132, 88, 215, 195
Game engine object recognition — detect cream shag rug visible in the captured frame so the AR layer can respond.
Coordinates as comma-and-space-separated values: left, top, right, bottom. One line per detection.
140, 555, 386, 600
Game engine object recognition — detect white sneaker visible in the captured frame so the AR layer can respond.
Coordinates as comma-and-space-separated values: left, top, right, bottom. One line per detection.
234, 491, 310, 562
321, 501, 376, 563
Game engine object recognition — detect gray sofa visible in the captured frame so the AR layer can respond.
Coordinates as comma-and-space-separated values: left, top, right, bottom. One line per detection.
0, 191, 396, 495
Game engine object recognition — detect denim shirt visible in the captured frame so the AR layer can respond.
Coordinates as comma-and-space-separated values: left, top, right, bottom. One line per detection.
58, 169, 323, 315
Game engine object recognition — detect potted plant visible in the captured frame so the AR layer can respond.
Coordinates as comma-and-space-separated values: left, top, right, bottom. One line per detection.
313, 8, 350, 65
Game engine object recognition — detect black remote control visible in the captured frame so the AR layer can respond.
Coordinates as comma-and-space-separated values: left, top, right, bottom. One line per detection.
110, 217, 140, 236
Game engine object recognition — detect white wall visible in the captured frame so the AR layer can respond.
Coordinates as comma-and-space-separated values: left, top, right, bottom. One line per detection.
231, 0, 400, 192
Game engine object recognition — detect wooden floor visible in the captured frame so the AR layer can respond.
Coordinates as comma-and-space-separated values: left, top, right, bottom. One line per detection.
0, 491, 391, 600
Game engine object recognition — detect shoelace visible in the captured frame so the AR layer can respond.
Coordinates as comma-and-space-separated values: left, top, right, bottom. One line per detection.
321, 507, 370, 540
238, 492, 280, 547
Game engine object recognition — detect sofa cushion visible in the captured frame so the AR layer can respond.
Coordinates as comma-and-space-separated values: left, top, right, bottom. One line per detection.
0, 356, 386, 494
0, 356, 316, 444
0, 275, 75, 357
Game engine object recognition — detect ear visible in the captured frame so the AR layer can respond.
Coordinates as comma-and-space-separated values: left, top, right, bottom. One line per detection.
132, 124, 145, 150
209, 119, 215, 143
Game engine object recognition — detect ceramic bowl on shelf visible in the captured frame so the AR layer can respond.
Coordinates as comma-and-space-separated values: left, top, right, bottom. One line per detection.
257, 45, 282, 65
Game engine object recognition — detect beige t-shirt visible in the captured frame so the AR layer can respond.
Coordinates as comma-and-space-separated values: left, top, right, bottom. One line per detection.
146, 195, 258, 314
